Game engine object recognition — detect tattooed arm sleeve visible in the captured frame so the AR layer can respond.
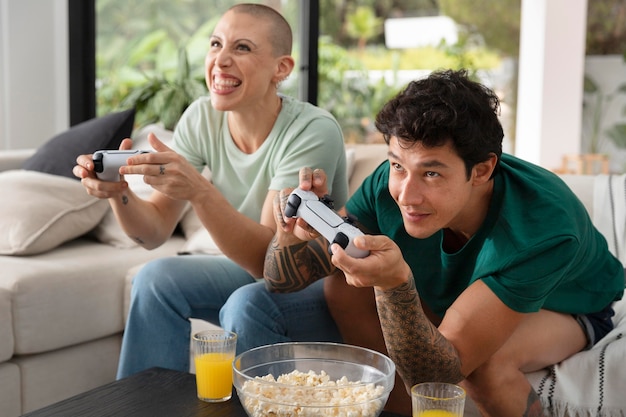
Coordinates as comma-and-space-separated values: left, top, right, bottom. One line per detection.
263, 235, 338, 293
374, 277, 465, 387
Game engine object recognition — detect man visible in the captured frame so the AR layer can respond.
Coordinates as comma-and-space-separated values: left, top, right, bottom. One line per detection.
221, 69, 624, 416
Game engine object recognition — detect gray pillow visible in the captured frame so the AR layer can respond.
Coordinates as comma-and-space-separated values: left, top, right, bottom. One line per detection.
22, 108, 135, 179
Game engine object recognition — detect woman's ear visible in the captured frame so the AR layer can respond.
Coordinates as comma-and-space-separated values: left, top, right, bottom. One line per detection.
273, 55, 295, 85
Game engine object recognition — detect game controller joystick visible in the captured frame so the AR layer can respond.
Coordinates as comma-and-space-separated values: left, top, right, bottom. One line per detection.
92, 150, 153, 182
284, 188, 369, 258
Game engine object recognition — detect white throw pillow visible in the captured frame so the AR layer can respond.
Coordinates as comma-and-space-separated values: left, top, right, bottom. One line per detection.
178, 227, 224, 255
0, 170, 109, 255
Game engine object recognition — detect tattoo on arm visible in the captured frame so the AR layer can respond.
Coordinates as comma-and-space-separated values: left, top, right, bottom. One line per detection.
264, 236, 335, 292
375, 276, 464, 385
523, 389, 546, 417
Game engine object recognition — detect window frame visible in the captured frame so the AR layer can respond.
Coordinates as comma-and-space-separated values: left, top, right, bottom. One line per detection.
68, 0, 319, 125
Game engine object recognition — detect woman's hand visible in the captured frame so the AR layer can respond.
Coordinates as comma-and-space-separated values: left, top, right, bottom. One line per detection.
73, 137, 134, 199
120, 133, 210, 203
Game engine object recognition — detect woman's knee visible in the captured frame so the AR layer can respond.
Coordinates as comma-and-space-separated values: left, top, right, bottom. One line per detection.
221, 282, 271, 321
131, 257, 185, 294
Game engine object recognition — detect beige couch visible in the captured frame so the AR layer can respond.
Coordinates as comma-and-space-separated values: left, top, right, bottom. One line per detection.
0, 131, 624, 416
0, 130, 391, 416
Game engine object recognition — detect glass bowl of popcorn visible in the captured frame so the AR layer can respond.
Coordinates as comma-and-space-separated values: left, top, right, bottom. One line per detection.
233, 342, 396, 417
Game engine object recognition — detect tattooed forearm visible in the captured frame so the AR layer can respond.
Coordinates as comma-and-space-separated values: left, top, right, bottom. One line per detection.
264, 235, 336, 292
523, 389, 546, 417
374, 277, 464, 386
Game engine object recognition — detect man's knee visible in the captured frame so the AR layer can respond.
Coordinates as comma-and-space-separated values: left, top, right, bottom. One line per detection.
462, 354, 532, 413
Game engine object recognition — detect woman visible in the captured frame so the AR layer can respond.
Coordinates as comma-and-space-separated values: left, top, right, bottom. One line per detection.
74, 3, 348, 378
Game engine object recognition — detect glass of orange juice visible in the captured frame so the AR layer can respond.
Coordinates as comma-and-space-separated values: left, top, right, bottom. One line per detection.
192, 329, 237, 402
411, 382, 466, 417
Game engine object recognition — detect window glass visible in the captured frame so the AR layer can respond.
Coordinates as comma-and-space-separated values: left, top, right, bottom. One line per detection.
96, 0, 299, 129
316, 0, 515, 147
95, 0, 512, 145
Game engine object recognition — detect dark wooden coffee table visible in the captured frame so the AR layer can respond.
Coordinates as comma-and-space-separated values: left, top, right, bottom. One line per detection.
21, 367, 406, 417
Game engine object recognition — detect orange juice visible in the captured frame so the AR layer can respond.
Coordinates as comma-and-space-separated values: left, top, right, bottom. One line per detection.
194, 352, 234, 401
415, 410, 461, 417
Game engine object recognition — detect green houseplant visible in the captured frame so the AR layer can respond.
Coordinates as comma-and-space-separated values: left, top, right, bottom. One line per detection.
120, 48, 207, 131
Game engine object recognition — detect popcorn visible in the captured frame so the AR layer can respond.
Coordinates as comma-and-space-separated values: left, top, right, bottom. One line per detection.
239, 369, 386, 417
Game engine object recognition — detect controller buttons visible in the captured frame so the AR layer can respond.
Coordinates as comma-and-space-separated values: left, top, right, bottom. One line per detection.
284, 194, 301, 218
305, 200, 345, 227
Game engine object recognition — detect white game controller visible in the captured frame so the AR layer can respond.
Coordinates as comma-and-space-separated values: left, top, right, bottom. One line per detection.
284, 188, 369, 258
92, 150, 153, 182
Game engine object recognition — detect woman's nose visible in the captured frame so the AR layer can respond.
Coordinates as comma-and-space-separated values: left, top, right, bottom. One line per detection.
214, 48, 231, 66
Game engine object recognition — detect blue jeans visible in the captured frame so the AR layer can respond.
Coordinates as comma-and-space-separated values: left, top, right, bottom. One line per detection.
116, 254, 257, 379
220, 279, 342, 354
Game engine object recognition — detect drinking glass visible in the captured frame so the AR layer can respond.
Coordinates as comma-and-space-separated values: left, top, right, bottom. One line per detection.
411, 382, 466, 417
192, 330, 237, 402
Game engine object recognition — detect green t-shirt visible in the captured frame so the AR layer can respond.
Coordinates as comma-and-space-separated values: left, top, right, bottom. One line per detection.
172, 95, 348, 222
346, 153, 624, 317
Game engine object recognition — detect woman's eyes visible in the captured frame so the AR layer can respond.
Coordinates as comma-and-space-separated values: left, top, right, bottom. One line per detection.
209, 42, 251, 52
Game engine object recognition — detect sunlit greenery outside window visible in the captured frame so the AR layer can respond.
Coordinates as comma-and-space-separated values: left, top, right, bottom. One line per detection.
96, 0, 300, 129
96, 0, 505, 143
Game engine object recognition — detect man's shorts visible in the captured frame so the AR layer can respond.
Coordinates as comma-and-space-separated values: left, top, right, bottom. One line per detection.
574, 303, 616, 350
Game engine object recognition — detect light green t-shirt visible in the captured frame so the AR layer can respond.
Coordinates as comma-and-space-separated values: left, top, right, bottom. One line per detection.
347, 153, 624, 317
172, 95, 348, 222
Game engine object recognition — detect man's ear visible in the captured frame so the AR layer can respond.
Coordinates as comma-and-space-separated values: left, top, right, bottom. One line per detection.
472, 153, 498, 185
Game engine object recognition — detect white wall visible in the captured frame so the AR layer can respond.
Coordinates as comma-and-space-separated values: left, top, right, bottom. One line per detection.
515, 0, 587, 170
0, 0, 68, 150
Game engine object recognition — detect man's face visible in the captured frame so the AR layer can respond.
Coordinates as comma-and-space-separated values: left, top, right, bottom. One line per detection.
387, 136, 475, 239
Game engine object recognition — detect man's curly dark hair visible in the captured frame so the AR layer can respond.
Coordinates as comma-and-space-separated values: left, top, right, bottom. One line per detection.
375, 69, 504, 179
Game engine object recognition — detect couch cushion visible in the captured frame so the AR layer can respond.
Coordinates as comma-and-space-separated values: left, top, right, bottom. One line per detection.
0, 170, 110, 255
345, 143, 388, 196
14, 334, 121, 414
558, 174, 594, 217
0, 236, 184, 354
0, 362, 20, 417
0, 288, 13, 362
22, 108, 135, 180
592, 174, 626, 264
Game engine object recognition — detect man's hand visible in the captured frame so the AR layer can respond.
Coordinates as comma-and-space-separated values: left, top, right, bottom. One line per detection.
272, 167, 333, 243
330, 235, 412, 291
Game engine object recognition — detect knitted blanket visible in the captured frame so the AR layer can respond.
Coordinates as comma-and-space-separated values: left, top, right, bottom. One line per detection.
527, 297, 625, 417
525, 174, 626, 417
